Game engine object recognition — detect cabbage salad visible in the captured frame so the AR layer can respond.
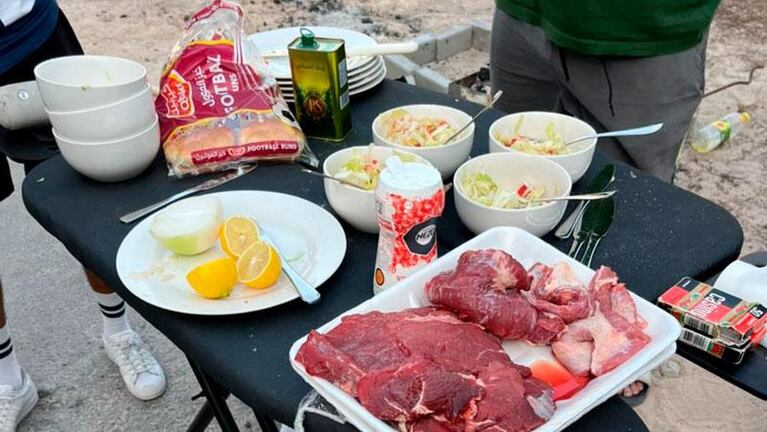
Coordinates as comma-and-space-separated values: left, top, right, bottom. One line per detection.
334, 149, 418, 190
460, 171, 548, 209
496, 116, 571, 156
382, 109, 457, 147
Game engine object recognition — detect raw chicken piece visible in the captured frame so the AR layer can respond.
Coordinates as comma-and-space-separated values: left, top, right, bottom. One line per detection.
357, 360, 484, 423
526, 263, 592, 323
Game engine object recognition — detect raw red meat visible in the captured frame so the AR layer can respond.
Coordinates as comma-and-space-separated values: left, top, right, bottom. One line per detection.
295, 308, 508, 394
528, 312, 566, 345
468, 362, 555, 432
589, 266, 647, 328
426, 250, 562, 342
526, 263, 592, 323
357, 360, 483, 423
296, 307, 556, 431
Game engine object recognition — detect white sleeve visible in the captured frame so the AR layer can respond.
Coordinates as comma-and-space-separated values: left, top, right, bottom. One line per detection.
0, 0, 36, 27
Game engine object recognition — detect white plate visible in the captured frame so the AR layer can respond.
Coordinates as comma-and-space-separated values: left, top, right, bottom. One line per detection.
250, 26, 378, 79
116, 191, 347, 316
279, 64, 386, 104
289, 227, 681, 432
276, 56, 382, 84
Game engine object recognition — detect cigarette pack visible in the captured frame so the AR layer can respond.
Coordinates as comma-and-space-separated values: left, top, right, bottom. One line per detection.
658, 277, 767, 346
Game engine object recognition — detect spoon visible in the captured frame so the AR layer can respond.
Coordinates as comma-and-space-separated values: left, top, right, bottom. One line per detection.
443, 90, 503, 145
301, 169, 370, 191
532, 190, 616, 203
565, 123, 664, 147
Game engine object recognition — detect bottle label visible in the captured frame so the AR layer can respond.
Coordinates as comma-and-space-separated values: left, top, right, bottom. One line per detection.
712, 120, 732, 143
403, 218, 438, 256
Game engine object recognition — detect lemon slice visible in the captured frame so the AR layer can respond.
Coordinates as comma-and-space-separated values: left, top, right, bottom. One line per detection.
236, 240, 281, 289
220, 216, 260, 258
186, 257, 237, 299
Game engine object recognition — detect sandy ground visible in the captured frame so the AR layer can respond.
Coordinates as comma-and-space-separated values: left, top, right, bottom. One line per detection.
0, 0, 763, 430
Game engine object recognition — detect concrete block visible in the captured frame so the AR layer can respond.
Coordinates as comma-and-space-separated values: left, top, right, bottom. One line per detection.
414, 67, 451, 94
405, 34, 437, 65
384, 55, 420, 79
436, 25, 473, 61
471, 20, 492, 52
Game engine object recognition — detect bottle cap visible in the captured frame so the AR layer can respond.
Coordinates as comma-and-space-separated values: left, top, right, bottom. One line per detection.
739, 112, 751, 123
300, 28, 318, 48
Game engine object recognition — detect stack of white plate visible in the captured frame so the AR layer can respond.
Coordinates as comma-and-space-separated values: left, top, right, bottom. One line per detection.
249, 26, 387, 104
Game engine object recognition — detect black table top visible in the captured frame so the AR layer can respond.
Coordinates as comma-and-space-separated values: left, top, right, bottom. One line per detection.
21, 80, 742, 430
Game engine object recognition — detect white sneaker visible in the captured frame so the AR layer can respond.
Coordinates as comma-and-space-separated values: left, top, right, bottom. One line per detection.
0, 369, 38, 431
103, 330, 166, 401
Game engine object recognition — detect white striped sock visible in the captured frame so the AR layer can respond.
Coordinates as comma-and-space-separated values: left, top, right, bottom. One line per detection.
93, 292, 131, 338
0, 326, 22, 389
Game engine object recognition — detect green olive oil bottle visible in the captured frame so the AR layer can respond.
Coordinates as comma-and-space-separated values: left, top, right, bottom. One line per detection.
288, 28, 352, 141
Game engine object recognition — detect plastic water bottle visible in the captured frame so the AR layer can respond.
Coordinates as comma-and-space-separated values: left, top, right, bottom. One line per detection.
688, 112, 751, 153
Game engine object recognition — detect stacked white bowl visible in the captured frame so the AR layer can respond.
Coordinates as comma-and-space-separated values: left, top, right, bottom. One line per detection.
34, 55, 159, 182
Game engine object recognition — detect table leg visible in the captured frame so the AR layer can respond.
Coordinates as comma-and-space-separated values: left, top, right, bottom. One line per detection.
252, 409, 280, 432
187, 356, 240, 432
186, 400, 214, 432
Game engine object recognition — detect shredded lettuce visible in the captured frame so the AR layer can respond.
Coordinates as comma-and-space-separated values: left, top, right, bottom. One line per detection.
382, 109, 457, 147
334, 150, 423, 190
460, 171, 547, 209
497, 120, 571, 155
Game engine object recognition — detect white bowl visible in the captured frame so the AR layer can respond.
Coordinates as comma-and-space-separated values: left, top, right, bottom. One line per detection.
46, 85, 154, 142
453, 152, 572, 237
323, 145, 431, 233
372, 104, 474, 179
52, 115, 160, 182
34, 55, 147, 112
488, 111, 597, 182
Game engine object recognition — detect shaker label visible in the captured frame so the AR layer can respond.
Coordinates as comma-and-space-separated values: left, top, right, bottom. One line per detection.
404, 218, 438, 255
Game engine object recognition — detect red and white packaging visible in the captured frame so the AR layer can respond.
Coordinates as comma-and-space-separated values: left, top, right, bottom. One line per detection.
155, 0, 316, 177
373, 158, 444, 294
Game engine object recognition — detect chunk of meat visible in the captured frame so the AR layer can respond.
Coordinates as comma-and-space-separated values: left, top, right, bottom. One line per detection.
426, 250, 539, 340
527, 312, 566, 345
467, 362, 555, 432
357, 360, 484, 423
526, 263, 592, 323
296, 307, 509, 393
590, 266, 647, 328
294, 331, 366, 394
552, 311, 650, 376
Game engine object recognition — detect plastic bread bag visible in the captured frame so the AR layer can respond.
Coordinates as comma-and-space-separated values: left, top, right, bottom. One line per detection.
155, 0, 317, 177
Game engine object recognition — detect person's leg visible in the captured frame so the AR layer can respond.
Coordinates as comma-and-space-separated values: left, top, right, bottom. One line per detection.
553, 39, 707, 182
0, 277, 38, 429
84, 270, 166, 401
490, 9, 564, 113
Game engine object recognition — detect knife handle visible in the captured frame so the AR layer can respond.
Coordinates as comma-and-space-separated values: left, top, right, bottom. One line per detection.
281, 260, 321, 304
119, 188, 196, 224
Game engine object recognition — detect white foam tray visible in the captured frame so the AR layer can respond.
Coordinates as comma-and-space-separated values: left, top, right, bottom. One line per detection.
289, 227, 681, 431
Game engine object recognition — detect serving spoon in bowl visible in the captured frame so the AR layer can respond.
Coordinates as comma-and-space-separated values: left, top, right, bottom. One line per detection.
531, 190, 616, 203
443, 90, 504, 145
564, 122, 664, 147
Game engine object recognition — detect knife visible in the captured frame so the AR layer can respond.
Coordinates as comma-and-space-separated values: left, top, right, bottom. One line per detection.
554, 164, 615, 239
119, 165, 256, 224
575, 196, 615, 266
259, 230, 321, 304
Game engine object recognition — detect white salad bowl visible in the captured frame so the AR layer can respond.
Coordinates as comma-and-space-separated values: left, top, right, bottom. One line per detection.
34, 55, 148, 112
52, 115, 160, 182
454, 152, 572, 237
372, 104, 474, 179
488, 111, 597, 182
323, 145, 431, 234
46, 85, 155, 142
